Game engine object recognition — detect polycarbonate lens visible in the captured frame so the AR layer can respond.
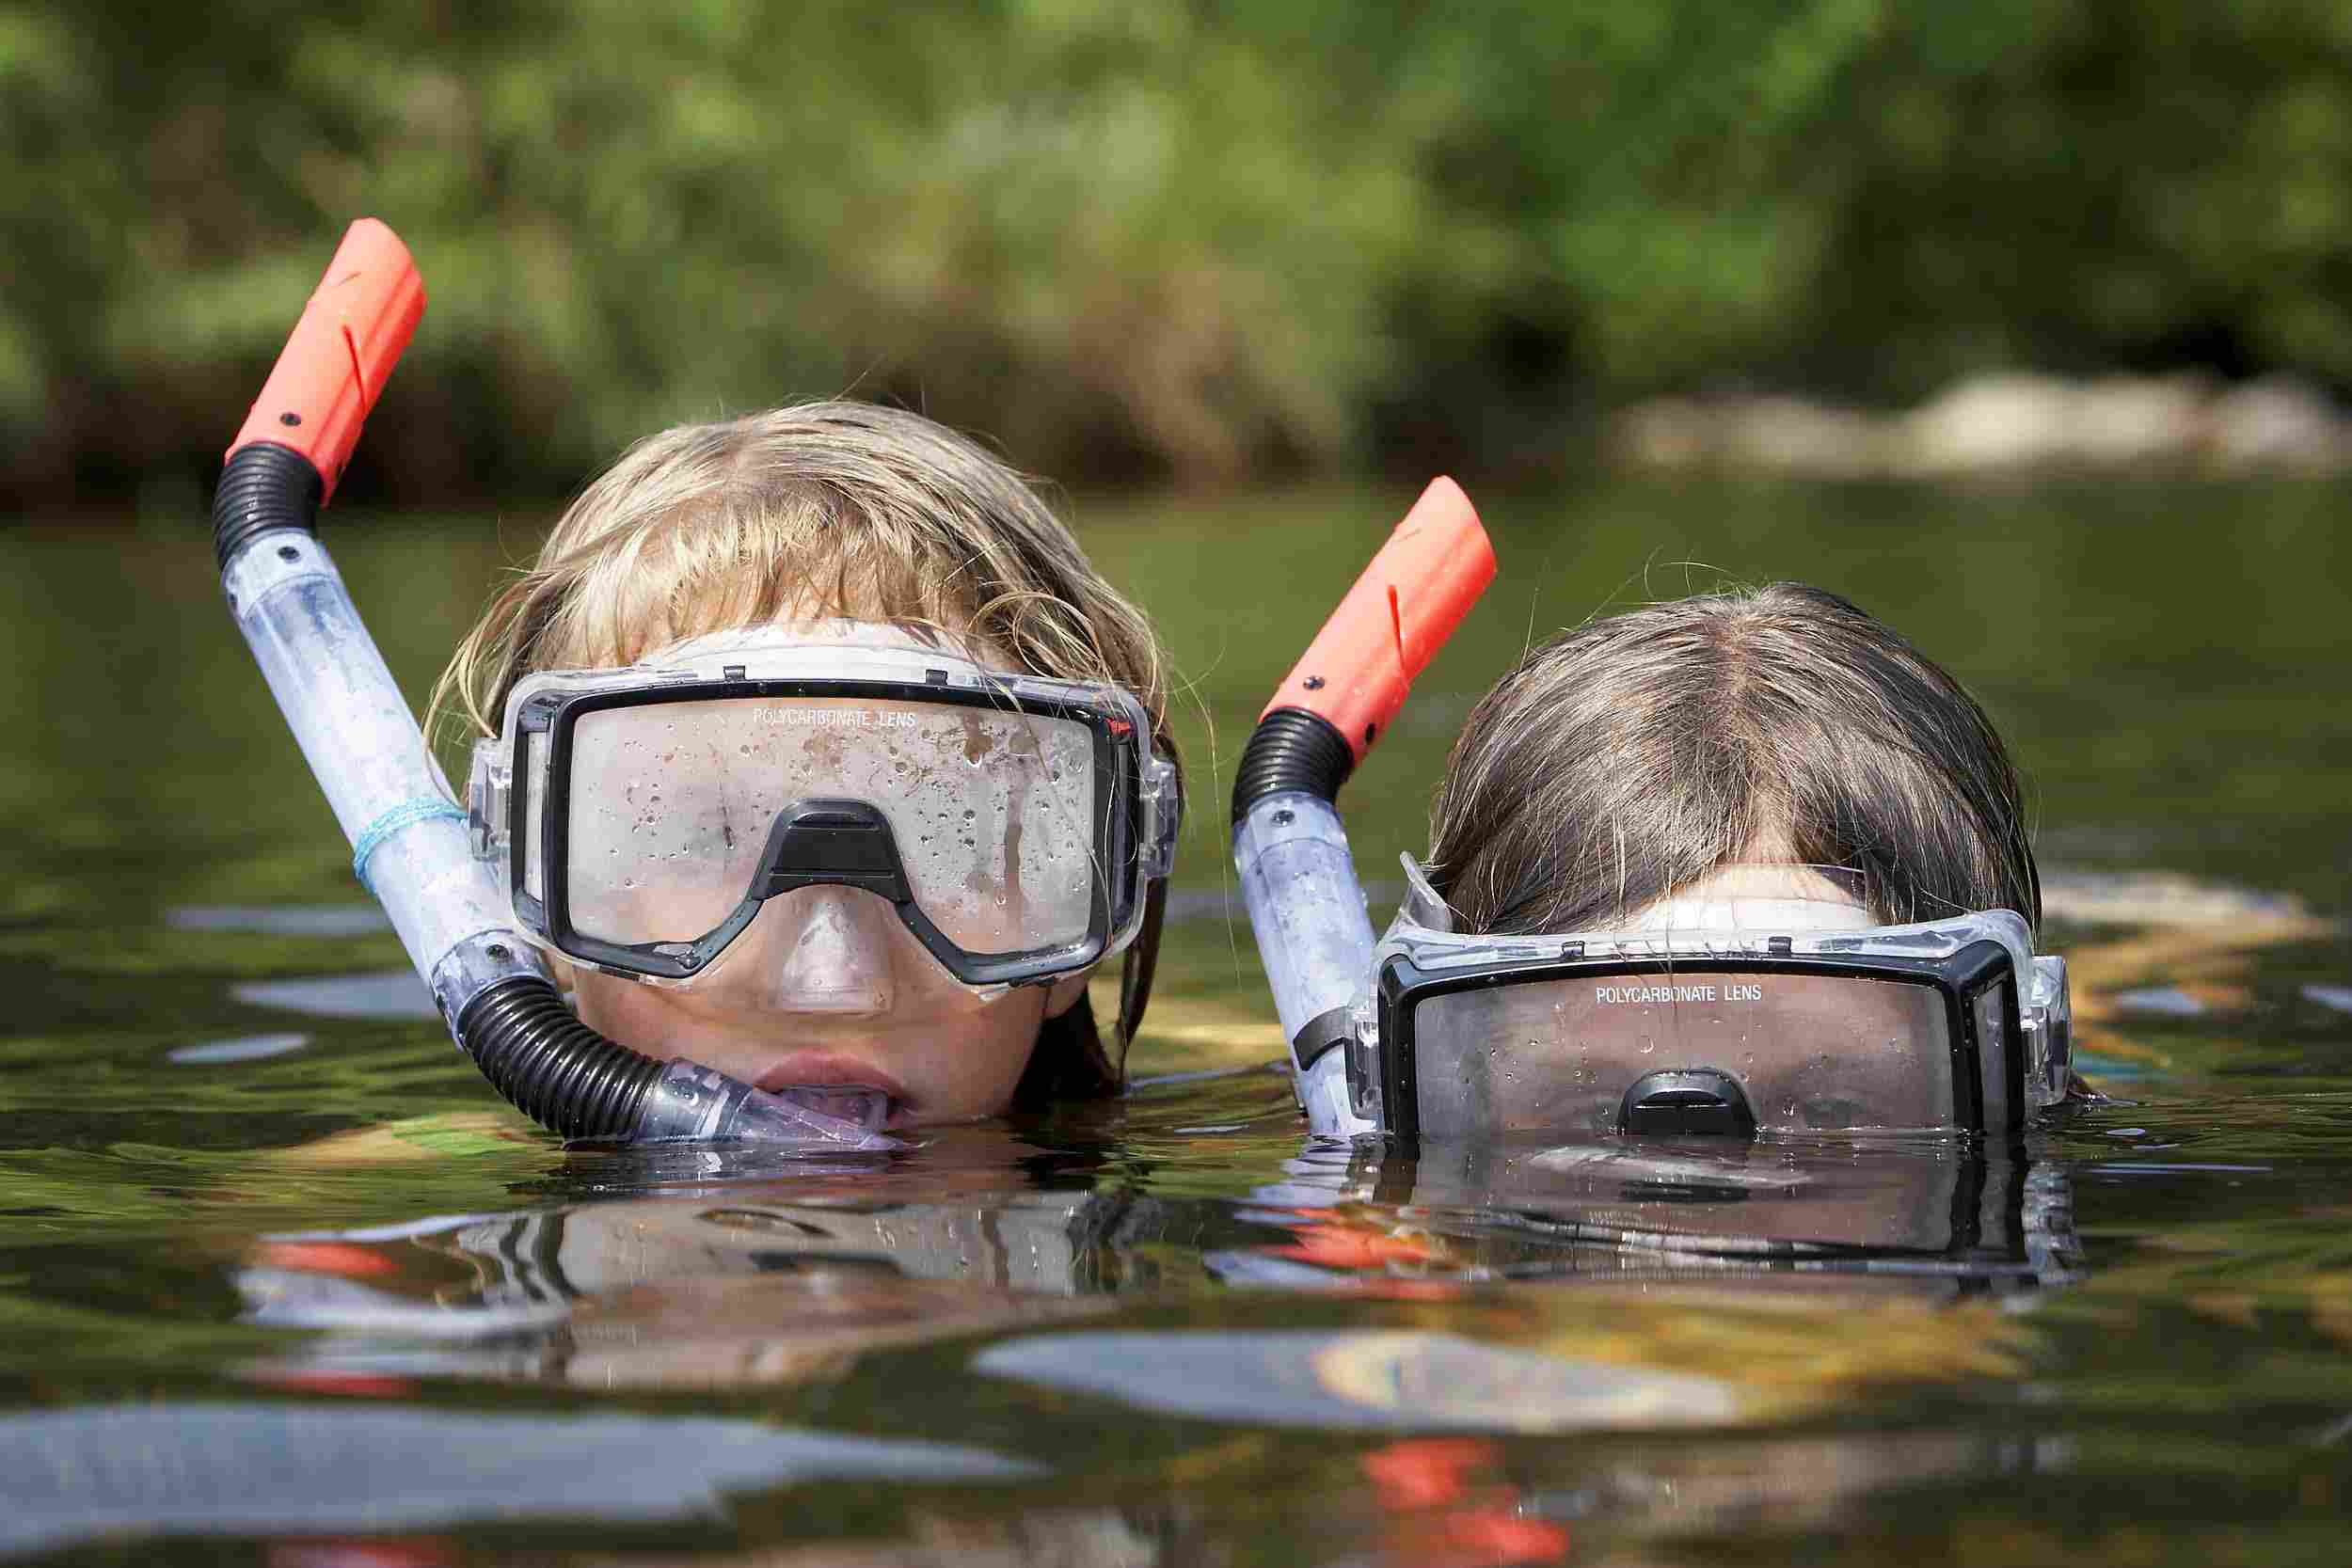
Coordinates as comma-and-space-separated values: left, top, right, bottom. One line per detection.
561, 696, 1098, 955
1408, 970, 1957, 1136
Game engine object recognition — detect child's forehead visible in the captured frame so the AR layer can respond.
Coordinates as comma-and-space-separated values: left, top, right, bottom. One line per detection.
639, 617, 1016, 673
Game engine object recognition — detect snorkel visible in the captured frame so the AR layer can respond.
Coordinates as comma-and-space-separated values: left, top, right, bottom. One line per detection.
1232, 479, 1495, 1136
212, 219, 894, 1148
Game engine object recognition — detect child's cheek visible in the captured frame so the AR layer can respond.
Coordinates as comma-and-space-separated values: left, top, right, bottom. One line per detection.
889, 989, 1053, 1121
569, 972, 701, 1061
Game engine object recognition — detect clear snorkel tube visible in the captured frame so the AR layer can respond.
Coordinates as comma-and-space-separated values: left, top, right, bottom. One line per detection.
1231, 480, 1494, 1137
211, 220, 894, 1149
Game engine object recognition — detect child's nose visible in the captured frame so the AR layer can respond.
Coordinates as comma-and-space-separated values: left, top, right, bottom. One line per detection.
742, 886, 898, 1015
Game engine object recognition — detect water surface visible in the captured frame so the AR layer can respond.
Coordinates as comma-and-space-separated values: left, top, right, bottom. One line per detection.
4, 477, 2350, 1563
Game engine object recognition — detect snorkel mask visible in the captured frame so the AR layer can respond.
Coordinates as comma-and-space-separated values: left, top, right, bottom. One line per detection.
1355, 860, 2073, 1141
467, 625, 1179, 998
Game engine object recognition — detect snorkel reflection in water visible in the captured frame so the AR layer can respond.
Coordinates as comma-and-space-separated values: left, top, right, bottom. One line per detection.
1233, 488, 2074, 1148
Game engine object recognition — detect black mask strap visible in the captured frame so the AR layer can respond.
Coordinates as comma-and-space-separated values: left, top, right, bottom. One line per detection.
1116, 877, 1169, 1061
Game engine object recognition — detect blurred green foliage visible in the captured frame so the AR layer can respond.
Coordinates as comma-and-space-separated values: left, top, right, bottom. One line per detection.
6, 0, 2350, 495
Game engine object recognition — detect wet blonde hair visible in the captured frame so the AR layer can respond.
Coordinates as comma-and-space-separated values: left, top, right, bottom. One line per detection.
1427, 583, 2037, 937
430, 403, 1165, 739
428, 402, 1176, 1100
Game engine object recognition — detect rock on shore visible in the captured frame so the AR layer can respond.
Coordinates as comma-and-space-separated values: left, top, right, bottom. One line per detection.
1614, 372, 2347, 477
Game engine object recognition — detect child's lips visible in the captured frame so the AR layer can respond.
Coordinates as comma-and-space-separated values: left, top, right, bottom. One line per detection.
755, 1053, 911, 1116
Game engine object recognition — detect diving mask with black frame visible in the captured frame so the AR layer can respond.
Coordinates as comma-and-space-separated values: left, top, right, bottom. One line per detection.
1351, 861, 2073, 1141
467, 626, 1180, 995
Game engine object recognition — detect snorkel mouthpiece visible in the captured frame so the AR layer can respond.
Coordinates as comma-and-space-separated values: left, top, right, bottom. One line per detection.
640, 1062, 897, 1148
214, 218, 899, 1151
1233, 479, 1495, 1135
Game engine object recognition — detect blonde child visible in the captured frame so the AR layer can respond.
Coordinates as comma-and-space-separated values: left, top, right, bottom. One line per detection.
430, 403, 1179, 1126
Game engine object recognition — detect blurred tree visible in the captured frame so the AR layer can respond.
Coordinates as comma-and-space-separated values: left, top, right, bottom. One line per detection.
2, 0, 2345, 499
1801, 0, 2352, 397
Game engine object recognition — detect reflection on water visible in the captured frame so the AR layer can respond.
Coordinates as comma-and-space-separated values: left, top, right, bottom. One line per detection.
1, 1403, 1044, 1560
1306, 1134, 2083, 1291
231, 971, 437, 1020
3, 484, 2352, 1560
167, 1032, 311, 1066
197, 1125, 2080, 1559
5, 913, 2349, 1562
236, 1186, 1116, 1389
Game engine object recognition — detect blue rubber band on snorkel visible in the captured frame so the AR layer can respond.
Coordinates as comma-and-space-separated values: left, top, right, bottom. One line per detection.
352, 799, 469, 893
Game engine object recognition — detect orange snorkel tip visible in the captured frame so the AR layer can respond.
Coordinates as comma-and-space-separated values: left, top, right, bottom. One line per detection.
1263, 476, 1495, 764
224, 217, 425, 504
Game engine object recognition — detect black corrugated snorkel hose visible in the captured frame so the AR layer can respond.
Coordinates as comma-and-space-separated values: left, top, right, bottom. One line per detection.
214, 443, 664, 1143
1231, 706, 1358, 826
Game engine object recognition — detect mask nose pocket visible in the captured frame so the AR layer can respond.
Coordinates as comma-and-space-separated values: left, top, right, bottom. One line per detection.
747, 886, 899, 1015
1617, 1068, 1758, 1137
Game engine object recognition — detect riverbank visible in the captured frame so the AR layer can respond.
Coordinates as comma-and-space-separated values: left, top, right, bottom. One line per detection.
1613, 372, 2346, 478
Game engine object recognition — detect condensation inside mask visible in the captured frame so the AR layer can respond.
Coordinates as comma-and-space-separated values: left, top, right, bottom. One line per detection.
564, 695, 1098, 960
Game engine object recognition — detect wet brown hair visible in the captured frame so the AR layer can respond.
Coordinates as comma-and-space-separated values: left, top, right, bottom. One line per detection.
1426, 582, 2037, 936
426, 402, 1178, 1100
